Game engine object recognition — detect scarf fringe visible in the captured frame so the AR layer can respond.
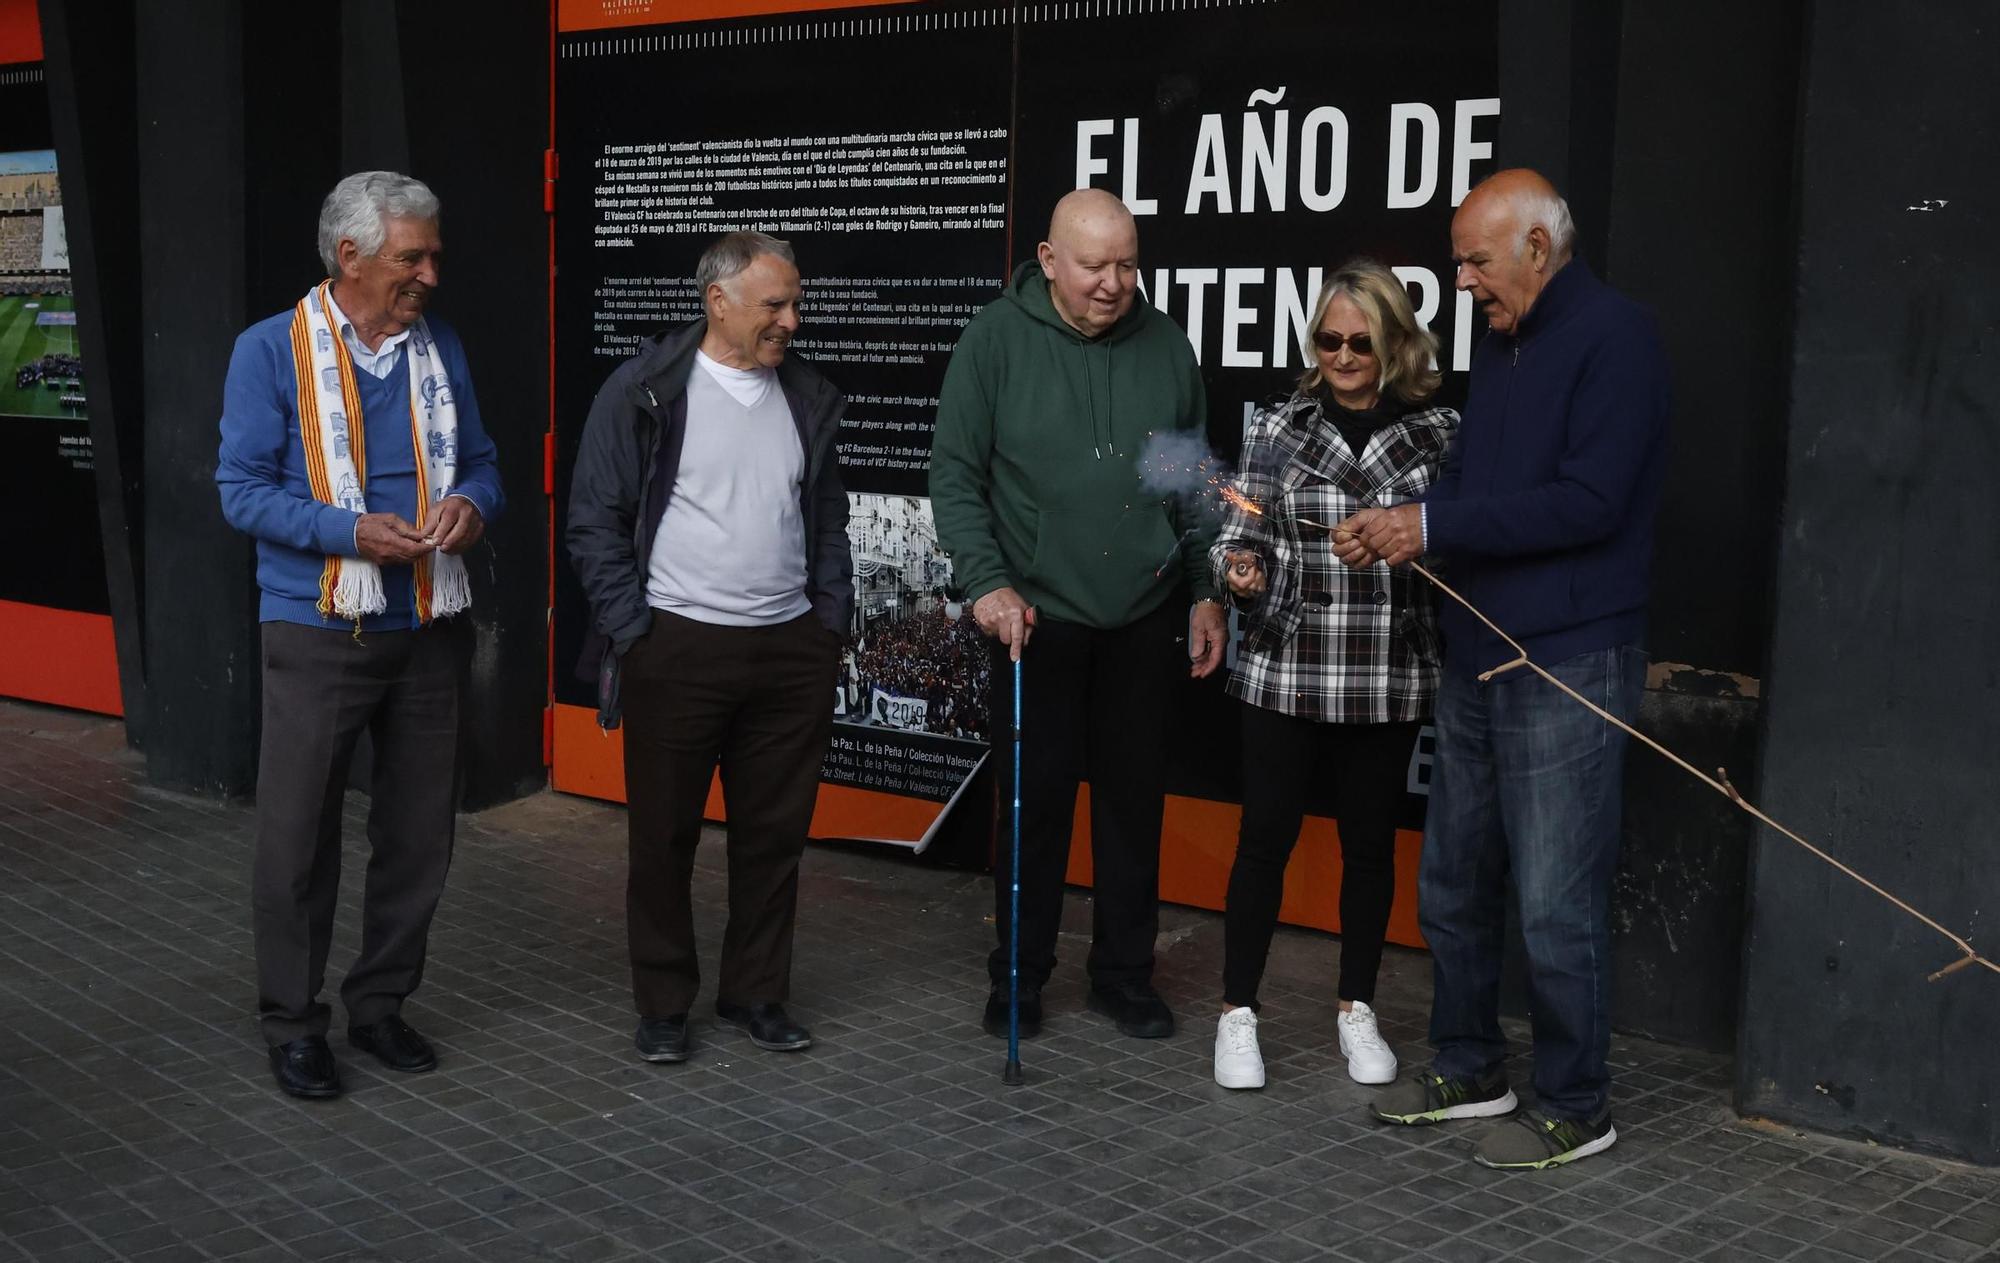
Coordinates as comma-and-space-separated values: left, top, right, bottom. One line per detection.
430, 552, 471, 619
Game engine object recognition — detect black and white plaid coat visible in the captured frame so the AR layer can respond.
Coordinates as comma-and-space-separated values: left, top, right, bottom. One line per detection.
1208, 392, 1459, 723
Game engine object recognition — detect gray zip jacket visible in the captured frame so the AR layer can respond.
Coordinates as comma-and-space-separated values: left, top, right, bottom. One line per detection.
566, 319, 853, 729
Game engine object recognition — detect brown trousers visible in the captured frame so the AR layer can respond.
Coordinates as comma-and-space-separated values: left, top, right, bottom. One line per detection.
251, 619, 462, 1045
621, 609, 837, 1018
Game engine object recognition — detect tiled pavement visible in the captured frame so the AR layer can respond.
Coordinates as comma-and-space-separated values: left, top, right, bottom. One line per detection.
2, 700, 1996, 1263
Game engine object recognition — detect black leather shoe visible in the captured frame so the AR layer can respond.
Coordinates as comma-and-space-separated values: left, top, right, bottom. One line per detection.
635, 1015, 691, 1063
715, 1001, 812, 1052
982, 984, 1043, 1039
347, 1014, 438, 1073
269, 1035, 342, 1099
1088, 981, 1175, 1039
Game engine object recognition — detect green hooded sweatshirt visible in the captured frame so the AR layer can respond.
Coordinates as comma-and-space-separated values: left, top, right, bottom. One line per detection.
930, 260, 1217, 629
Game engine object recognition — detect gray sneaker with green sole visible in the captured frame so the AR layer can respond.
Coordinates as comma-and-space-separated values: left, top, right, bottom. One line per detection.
1472, 1109, 1617, 1169
1370, 1070, 1519, 1125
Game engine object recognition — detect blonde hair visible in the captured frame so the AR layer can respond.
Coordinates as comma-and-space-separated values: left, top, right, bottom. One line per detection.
1295, 259, 1442, 404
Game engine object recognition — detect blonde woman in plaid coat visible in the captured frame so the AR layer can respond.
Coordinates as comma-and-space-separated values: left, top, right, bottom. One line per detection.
1207, 260, 1458, 1090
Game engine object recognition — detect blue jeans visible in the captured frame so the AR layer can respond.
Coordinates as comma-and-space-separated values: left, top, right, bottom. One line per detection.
1420, 645, 1645, 1121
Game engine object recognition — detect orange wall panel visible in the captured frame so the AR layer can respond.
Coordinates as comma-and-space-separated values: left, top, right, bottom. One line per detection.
0, 0, 40, 65
1065, 788, 1428, 950
554, 702, 964, 843
559, 0, 918, 32
559, 704, 1426, 946
0, 602, 122, 716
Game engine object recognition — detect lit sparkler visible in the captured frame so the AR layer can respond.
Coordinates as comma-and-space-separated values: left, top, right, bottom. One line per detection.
1153, 528, 1199, 578
1216, 483, 1343, 536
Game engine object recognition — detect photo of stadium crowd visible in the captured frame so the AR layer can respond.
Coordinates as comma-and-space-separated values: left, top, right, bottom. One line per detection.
836, 494, 991, 744
0, 150, 79, 422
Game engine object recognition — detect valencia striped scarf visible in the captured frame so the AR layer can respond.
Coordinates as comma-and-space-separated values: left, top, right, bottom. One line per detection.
287, 281, 471, 624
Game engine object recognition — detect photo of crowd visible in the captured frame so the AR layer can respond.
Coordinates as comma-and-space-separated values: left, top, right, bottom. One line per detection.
13, 350, 80, 392
2, 154, 82, 421
836, 494, 991, 743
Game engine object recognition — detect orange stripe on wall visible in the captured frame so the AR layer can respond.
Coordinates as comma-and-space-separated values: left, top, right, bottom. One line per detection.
0, 602, 122, 716
0, 0, 41, 65
560, 0, 919, 32
552, 702, 947, 840
552, 702, 1427, 946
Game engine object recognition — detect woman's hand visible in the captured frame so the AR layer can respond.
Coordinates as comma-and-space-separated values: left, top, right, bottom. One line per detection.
1222, 549, 1267, 599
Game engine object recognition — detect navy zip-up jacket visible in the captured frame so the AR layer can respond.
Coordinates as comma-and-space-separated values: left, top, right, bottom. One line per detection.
1423, 259, 1671, 678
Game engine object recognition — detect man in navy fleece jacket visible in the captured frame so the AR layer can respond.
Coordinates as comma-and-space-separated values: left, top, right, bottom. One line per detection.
1336, 170, 1669, 1169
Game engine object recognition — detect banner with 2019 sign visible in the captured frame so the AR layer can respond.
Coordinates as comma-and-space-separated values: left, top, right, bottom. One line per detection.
553, 0, 1497, 829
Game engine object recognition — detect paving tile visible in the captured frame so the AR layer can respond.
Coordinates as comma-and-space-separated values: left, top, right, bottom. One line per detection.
0, 700, 1993, 1263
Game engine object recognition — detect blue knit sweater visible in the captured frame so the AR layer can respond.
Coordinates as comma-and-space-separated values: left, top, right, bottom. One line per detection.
1423, 259, 1671, 678
216, 309, 505, 629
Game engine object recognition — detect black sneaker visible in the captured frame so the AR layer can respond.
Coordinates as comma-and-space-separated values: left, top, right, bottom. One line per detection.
1473, 1109, 1617, 1169
1370, 1069, 1518, 1125
982, 984, 1042, 1038
635, 1015, 690, 1063
1087, 981, 1175, 1039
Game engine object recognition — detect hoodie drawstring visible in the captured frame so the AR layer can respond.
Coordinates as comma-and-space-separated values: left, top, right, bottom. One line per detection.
1084, 336, 1115, 459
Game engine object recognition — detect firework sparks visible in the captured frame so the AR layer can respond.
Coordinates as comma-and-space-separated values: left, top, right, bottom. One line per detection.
1218, 485, 1263, 517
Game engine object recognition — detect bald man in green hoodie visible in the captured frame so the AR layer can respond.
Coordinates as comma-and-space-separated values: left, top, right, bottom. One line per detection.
931, 188, 1224, 1042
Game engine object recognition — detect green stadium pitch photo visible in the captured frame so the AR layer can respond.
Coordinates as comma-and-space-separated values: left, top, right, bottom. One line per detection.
1, 291, 81, 420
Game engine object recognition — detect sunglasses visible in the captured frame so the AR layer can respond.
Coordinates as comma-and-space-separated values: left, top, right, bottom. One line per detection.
1312, 331, 1374, 356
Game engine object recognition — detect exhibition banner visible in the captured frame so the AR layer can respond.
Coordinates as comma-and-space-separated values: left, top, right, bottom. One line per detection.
554, 2, 1011, 818
554, 0, 1498, 877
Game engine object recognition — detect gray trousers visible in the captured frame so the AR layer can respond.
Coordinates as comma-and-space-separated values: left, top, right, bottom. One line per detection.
251, 619, 462, 1045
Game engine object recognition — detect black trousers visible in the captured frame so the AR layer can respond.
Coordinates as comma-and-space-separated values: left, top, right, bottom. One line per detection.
988, 600, 1183, 991
251, 619, 462, 1046
1222, 702, 1420, 1010
621, 609, 837, 1018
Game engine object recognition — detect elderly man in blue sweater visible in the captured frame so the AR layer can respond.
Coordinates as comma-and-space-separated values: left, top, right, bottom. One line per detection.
1335, 169, 1670, 1168
217, 171, 504, 1099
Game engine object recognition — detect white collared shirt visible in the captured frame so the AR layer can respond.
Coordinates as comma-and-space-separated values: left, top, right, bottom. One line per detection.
322, 288, 412, 379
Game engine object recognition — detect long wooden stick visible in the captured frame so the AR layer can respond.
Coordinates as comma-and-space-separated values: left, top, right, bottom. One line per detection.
1295, 519, 1996, 983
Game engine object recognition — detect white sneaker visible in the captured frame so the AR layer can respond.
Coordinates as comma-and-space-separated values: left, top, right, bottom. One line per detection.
1337, 1001, 1398, 1084
1213, 1006, 1265, 1089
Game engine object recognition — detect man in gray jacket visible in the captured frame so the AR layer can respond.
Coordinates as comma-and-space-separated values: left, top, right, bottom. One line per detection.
567, 231, 852, 1065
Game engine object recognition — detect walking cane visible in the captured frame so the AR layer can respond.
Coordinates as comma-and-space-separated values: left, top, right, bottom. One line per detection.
1002, 653, 1025, 1086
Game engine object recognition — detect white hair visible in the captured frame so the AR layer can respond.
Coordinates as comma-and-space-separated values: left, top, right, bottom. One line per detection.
1516, 188, 1577, 263
696, 231, 795, 295
317, 171, 440, 276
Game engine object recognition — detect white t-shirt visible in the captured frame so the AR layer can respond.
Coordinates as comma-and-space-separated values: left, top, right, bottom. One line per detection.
695, 347, 775, 408
644, 353, 812, 625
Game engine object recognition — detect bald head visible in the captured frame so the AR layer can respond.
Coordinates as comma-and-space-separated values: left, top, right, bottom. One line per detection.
1458, 169, 1576, 262
1451, 168, 1576, 334
1047, 187, 1135, 248
1038, 188, 1141, 338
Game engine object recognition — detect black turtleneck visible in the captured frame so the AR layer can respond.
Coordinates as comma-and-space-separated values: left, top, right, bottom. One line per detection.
1311, 384, 1401, 461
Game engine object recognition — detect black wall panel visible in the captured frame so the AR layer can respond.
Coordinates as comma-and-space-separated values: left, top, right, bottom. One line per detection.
1494, 2, 1802, 1050
1596, 1, 1802, 1051
132, 0, 269, 795
40, 0, 147, 733
395, 1, 550, 809
1741, 4, 2000, 1164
